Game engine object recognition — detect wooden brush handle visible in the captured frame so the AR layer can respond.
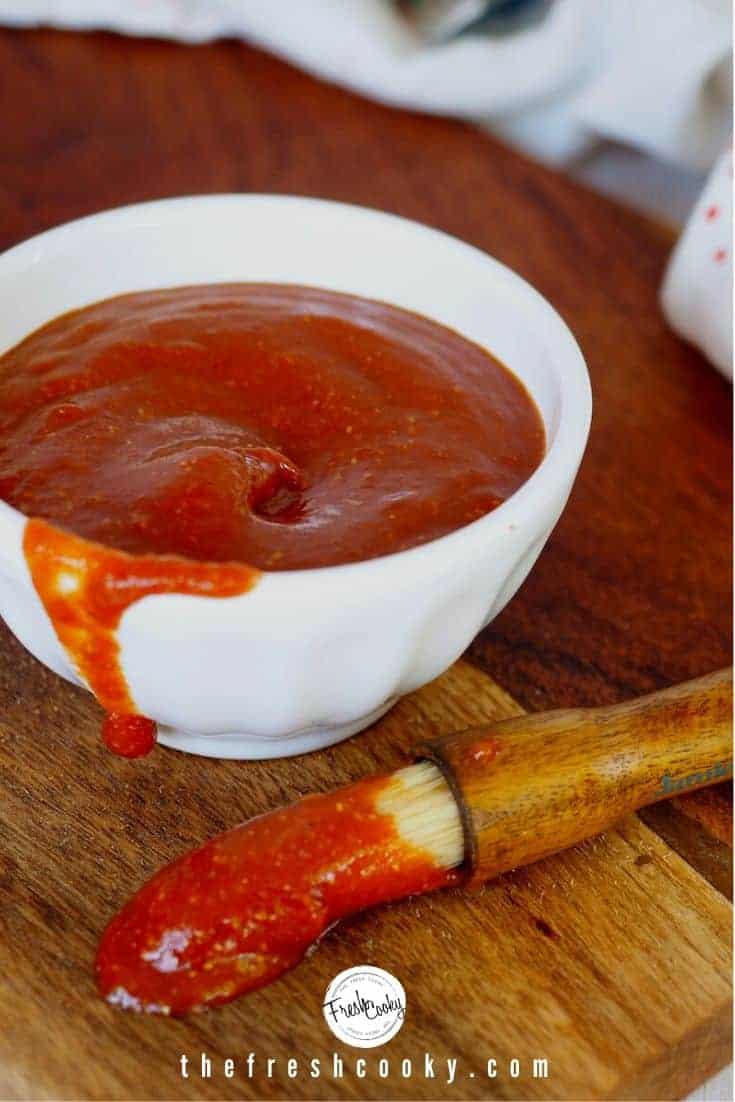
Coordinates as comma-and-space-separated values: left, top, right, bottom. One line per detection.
422, 669, 733, 886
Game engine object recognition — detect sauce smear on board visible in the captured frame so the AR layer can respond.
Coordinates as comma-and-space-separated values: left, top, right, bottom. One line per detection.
0, 284, 544, 751
96, 774, 458, 1015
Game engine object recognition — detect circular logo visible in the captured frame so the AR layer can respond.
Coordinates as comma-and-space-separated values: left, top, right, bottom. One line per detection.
322, 966, 406, 1048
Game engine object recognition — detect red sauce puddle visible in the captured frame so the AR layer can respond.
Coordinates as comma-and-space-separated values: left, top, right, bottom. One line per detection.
96, 775, 458, 1015
23, 517, 259, 755
1, 284, 545, 571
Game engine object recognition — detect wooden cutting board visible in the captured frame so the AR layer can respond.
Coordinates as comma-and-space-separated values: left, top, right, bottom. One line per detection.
0, 640, 731, 1101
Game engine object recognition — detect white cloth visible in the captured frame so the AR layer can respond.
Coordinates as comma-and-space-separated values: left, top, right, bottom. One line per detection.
0, 0, 730, 166
662, 146, 733, 378
1, 0, 732, 374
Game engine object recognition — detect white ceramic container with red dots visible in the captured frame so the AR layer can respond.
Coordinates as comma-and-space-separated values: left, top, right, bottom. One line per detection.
662, 146, 733, 378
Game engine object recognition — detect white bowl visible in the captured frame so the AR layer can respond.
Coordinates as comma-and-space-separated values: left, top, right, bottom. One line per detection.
0, 196, 591, 758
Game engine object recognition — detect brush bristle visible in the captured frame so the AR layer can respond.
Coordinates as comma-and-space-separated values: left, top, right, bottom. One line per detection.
375, 762, 464, 870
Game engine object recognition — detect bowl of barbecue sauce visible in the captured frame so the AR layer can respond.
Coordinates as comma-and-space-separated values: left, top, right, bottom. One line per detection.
0, 196, 590, 758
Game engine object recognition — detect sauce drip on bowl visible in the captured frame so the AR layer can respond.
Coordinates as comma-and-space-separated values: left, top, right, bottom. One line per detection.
96, 774, 458, 1015
23, 518, 258, 754
101, 714, 158, 759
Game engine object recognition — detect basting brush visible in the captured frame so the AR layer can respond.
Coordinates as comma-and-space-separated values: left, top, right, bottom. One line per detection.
97, 668, 732, 1016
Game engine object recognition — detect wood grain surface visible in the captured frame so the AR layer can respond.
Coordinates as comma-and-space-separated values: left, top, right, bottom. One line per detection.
0, 24, 732, 1101
0, 652, 731, 1101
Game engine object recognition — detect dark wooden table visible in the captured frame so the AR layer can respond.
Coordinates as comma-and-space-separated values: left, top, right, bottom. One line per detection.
0, 25, 731, 1101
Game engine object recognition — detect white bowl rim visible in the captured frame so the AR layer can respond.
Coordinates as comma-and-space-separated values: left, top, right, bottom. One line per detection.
0, 193, 591, 581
